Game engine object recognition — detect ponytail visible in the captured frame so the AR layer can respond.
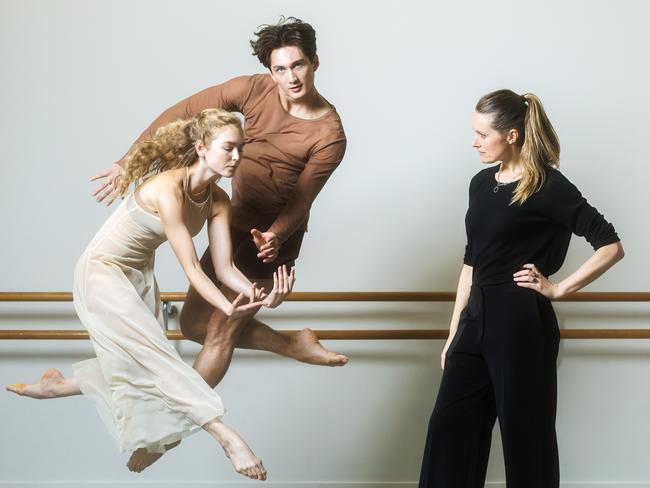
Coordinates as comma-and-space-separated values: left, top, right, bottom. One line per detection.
513, 93, 560, 204
476, 90, 560, 204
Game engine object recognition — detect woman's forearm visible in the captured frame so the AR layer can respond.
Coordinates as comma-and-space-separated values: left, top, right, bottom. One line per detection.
185, 264, 234, 314
215, 265, 253, 297
449, 265, 473, 335
556, 242, 624, 297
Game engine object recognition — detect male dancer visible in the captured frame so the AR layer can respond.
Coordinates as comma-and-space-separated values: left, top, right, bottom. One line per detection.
91, 17, 349, 389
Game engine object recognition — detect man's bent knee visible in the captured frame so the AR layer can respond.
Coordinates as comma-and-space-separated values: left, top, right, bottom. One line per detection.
180, 298, 212, 344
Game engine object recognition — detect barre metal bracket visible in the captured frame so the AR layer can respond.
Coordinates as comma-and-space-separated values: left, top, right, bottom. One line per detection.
162, 301, 178, 330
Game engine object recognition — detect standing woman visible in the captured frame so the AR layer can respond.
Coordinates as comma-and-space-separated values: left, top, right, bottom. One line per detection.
419, 90, 624, 487
7, 109, 295, 480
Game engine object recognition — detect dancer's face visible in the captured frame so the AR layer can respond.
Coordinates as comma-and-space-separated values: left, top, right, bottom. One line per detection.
269, 45, 318, 103
201, 125, 244, 178
471, 111, 518, 164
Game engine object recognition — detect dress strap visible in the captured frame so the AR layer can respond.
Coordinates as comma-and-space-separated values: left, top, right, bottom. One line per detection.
183, 167, 189, 200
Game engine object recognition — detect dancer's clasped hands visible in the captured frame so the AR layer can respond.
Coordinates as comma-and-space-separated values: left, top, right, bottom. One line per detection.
228, 265, 296, 317
228, 284, 266, 319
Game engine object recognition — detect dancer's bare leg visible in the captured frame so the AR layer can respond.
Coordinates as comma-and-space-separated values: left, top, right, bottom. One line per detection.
192, 305, 252, 389
127, 415, 265, 480
127, 296, 258, 473
126, 317, 243, 473
181, 279, 348, 369
130, 417, 267, 480
238, 316, 349, 366
6, 368, 81, 399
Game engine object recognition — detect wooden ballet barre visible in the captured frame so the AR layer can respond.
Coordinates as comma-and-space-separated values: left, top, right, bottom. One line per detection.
2, 292, 647, 340
0, 291, 649, 302
2, 329, 650, 340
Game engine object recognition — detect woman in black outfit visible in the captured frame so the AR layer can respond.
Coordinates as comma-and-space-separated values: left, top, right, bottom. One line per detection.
419, 90, 624, 488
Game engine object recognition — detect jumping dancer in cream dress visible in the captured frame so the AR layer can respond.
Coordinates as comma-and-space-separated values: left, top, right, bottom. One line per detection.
7, 109, 295, 480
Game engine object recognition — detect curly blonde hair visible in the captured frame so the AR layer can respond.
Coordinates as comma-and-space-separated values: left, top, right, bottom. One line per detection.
115, 108, 242, 196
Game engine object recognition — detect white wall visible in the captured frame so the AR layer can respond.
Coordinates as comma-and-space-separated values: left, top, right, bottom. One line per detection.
0, 0, 649, 486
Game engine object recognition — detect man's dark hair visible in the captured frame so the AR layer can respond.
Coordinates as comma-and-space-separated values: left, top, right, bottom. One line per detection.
250, 17, 317, 69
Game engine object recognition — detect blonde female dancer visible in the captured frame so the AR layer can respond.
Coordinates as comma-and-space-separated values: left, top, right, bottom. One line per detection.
7, 109, 296, 480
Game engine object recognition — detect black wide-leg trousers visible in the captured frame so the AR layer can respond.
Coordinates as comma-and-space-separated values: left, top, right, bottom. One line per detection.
419, 284, 560, 488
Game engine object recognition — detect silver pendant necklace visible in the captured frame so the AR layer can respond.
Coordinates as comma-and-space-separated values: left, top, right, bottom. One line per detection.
493, 164, 521, 193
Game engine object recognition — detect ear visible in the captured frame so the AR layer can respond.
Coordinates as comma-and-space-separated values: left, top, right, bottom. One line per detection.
268, 69, 278, 84
507, 129, 520, 145
195, 139, 206, 158
312, 54, 320, 71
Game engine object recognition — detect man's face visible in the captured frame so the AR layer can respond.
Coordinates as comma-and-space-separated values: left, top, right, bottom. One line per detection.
269, 45, 318, 102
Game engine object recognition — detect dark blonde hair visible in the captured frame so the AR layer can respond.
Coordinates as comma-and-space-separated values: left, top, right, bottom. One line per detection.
115, 109, 242, 196
476, 90, 560, 204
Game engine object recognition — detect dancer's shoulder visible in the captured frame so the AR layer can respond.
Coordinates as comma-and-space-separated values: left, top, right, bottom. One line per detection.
143, 170, 184, 204
209, 184, 231, 219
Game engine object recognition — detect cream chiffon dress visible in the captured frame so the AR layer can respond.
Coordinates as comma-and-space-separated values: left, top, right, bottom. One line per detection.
72, 171, 224, 453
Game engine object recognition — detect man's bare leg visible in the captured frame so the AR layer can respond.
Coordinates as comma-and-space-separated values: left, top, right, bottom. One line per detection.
181, 280, 348, 368
192, 306, 251, 389
237, 317, 349, 366
6, 368, 81, 399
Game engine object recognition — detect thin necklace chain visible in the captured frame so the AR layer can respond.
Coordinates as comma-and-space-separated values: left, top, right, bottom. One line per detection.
185, 167, 211, 204
493, 163, 522, 193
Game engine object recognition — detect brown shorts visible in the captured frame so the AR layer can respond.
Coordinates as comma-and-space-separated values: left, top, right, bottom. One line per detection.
199, 226, 304, 281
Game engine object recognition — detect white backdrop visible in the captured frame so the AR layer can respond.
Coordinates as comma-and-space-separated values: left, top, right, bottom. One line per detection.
1, 0, 649, 487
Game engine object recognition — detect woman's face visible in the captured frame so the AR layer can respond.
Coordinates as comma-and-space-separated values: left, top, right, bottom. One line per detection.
202, 125, 244, 178
471, 111, 515, 164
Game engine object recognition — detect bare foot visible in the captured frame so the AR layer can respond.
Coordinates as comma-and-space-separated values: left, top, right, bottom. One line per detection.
127, 440, 180, 473
127, 449, 163, 473
206, 420, 266, 480
221, 436, 267, 481
6, 369, 79, 399
290, 328, 349, 366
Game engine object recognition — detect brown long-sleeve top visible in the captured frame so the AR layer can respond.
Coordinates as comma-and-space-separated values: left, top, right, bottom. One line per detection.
123, 74, 347, 242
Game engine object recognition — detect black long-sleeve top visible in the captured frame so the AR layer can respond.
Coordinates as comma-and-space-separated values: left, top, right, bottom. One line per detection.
464, 166, 619, 287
